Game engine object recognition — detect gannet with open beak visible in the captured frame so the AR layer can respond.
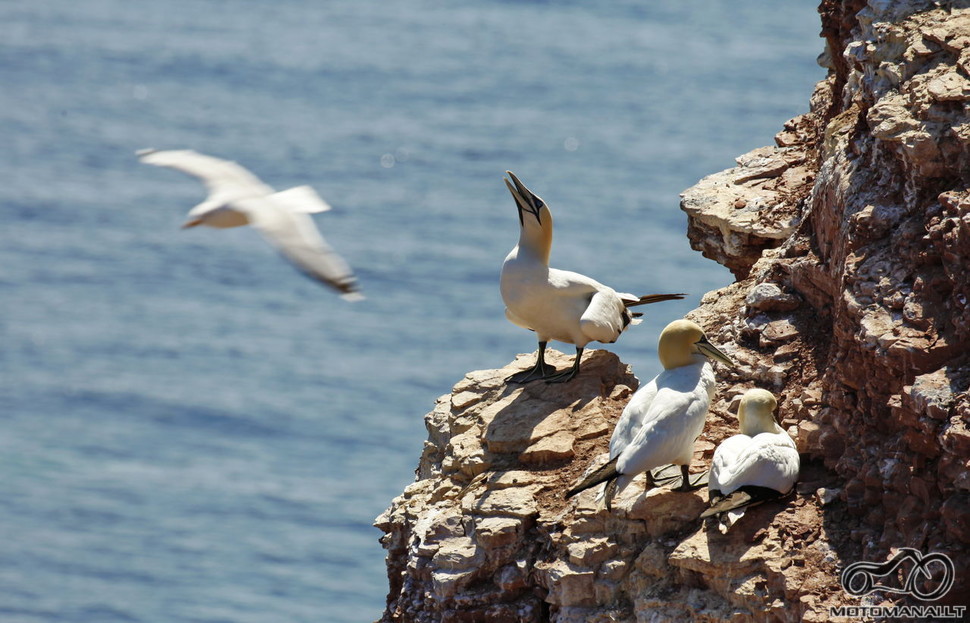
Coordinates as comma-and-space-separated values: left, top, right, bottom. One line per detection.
138, 148, 363, 300
500, 171, 685, 383
701, 388, 799, 532
566, 319, 734, 509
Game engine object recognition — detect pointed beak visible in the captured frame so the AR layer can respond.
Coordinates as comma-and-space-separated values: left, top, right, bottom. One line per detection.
696, 335, 735, 368
504, 170, 543, 226
181, 218, 204, 229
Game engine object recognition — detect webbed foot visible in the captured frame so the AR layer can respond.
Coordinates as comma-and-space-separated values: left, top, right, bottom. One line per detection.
506, 365, 559, 384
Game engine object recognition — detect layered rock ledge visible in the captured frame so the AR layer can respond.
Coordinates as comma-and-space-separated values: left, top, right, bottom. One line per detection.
377, 1, 970, 620
681, 0, 970, 584
376, 350, 855, 622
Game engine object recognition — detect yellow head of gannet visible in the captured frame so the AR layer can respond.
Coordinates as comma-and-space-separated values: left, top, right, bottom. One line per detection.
737, 388, 782, 436
565, 319, 734, 509
658, 319, 736, 370
500, 171, 686, 384
701, 387, 800, 530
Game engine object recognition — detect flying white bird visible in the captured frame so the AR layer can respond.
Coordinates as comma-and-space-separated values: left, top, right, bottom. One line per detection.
566, 319, 734, 510
701, 388, 800, 532
500, 171, 684, 383
138, 149, 362, 300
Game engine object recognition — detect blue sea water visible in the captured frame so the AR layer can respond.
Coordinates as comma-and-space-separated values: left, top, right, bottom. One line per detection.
0, 1, 824, 621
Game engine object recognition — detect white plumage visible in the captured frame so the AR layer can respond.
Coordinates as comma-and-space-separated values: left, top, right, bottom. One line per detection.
138, 148, 362, 300
500, 171, 683, 384
702, 388, 800, 531
566, 319, 734, 509
611, 352, 715, 492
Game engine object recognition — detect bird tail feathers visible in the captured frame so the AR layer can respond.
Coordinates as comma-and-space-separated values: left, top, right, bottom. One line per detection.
700, 485, 783, 519
624, 293, 687, 308
566, 457, 620, 501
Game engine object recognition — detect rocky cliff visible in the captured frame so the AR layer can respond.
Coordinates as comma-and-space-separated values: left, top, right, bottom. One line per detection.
376, 1, 970, 620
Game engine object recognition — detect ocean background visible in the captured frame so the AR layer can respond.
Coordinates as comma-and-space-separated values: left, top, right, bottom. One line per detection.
0, 1, 824, 621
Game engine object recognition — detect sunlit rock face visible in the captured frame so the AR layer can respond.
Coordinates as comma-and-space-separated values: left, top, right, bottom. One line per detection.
375, 349, 853, 622
679, 0, 970, 607
376, 2, 970, 621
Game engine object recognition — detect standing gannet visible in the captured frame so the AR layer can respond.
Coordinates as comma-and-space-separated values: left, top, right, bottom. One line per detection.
500, 171, 685, 384
701, 388, 800, 532
138, 149, 363, 300
566, 319, 734, 509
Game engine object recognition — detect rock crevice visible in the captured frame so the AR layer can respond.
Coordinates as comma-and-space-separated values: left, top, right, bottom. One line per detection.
376, 1, 970, 620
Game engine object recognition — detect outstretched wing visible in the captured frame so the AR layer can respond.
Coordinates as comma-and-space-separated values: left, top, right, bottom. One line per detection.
241, 198, 362, 300
269, 185, 333, 214
137, 149, 273, 202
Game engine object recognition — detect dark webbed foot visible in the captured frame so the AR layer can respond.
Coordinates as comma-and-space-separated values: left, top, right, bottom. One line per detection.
506, 365, 558, 384
506, 341, 557, 384
542, 366, 579, 384
675, 464, 708, 492
688, 470, 710, 489
651, 464, 708, 491
542, 346, 583, 384
648, 464, 680, 488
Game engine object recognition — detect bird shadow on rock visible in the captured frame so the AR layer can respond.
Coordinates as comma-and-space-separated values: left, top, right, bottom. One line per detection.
482, 348, 638, 470
615, 480, 711, 538
674, 496, 802, 580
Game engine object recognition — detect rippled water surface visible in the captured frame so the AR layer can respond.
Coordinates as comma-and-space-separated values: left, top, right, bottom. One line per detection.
0, 1, 823, 621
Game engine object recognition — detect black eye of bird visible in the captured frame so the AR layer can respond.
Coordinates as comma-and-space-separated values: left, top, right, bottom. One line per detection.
534, 199, 544, 209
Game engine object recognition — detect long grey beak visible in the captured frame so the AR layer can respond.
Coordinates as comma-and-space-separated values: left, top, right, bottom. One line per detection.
504, 170, 542, 225
696, 335, 735, 368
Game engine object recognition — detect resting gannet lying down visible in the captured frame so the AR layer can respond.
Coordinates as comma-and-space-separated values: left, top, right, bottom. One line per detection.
566, 319, 734, 510
138, 149, 363, 301
500, 171, 685, 384
701, 388, 799, 532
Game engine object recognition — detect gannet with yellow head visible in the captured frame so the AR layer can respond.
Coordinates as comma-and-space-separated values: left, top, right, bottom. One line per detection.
701, 388, 800, 532
500, 171, 685, 384
566, 319, 734, 509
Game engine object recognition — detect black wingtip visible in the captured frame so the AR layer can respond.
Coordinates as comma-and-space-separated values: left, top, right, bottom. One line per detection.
566, 457, 620, 500
699, 506, 720, 519
701, 486, 782, 519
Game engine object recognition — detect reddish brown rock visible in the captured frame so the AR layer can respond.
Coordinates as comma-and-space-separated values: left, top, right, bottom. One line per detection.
680, 0, 970, 609
377, 2, 970, 621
